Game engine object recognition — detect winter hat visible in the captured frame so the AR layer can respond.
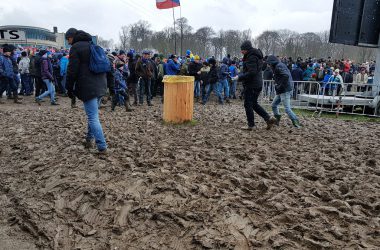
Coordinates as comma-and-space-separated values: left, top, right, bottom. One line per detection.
119, 50, 126, 55
2, 45, 12, 53
208, 58, 216, 66
240, 40, 253, 51
194, 55, 200, 60
65, 28, 78, 39
142, 50, 150, 55
334, 69, 340, 73
127, 52, 134, 59
39, 50, 48, 56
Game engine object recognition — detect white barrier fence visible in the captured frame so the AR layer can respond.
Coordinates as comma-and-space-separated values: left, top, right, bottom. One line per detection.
260, 80, 380, 117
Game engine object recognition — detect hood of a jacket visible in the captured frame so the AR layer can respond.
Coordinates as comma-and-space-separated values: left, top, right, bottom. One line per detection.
246, 48, 264, 60
266, 55, 279, 66
72, 30, 92, 44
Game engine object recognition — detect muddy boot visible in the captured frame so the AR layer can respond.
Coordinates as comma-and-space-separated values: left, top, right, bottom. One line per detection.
241, 126, 256, 131
83, 139, 93, 149
292, 119, 302, 128
124, 95, 133, 112
275, 115, 281, 126
266, 117, 277, 130
0, 98, 4, 104
71, 98, 77, 108
125, 102, 133, 112
35, 97, 41, 106
14, 95, 22, 104
111, 100, 116, 112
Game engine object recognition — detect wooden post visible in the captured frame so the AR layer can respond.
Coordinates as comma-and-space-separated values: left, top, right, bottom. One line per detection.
163, 76, 195, 123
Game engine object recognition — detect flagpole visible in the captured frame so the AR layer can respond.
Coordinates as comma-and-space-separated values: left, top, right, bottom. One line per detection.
172, 5, 177, 55
180, 4, 183, 56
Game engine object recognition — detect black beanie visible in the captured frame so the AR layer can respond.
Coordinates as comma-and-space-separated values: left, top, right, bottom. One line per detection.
2, 44, 12, 53
240, 40, 253, 51
65, 28, 78, 39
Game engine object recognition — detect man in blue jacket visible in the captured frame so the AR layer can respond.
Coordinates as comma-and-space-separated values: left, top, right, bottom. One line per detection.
0, 44, 22, 103
165, 55, 180, 75
219, 57, 230, 103
266, 55, 301, 128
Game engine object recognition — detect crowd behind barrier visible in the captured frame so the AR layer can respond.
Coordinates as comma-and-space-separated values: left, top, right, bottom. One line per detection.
0, 44, 378, 116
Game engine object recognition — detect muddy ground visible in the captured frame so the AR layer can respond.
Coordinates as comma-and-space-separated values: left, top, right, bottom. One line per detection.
0, 95, 379, 249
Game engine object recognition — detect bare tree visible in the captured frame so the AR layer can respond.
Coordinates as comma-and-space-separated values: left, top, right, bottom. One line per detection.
115, 20, 376, 62
119, 26, 130, 51
98, 37, 114, 49
128, 20, 153, 52
256, 31, 280, 55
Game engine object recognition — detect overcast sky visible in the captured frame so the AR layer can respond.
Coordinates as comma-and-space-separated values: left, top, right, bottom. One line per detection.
1, 0, 334, 44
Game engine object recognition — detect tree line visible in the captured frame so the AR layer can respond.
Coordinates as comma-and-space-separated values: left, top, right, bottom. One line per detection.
97, 18, 376, 63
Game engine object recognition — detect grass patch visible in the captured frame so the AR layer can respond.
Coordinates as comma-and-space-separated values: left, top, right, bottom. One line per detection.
292, 108, 380, 122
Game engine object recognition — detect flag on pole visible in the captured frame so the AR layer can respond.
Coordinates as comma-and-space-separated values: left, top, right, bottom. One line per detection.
156, 0, 180, 9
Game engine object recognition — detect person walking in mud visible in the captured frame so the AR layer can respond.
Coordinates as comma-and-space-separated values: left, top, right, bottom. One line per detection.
65, 28, 108, 154
233, 41, 276, 130
266, 55, 302, 128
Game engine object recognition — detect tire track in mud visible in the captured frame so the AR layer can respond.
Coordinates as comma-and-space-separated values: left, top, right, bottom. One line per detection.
0, 97, 379, 249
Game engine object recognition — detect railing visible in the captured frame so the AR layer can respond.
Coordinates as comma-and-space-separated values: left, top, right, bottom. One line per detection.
260, 80, 322, 112
259, 80, 380, 117
316, 82, 380, 117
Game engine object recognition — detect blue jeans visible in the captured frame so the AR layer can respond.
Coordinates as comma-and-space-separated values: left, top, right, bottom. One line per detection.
203, 83, 224, 104
37, 79, 56, 103
272, 91, 298, 121
194, 80, 201, 98
219, 79, 230, 99
138, 78, 151, 104
61, 74, 67, 93
230, 80, 237, 98
84, 98, 107, 151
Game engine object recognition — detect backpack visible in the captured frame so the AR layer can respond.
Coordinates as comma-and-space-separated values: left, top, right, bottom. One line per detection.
89, 42, 111, 74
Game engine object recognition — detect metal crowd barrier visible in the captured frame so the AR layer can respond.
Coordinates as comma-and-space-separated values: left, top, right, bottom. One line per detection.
259, 80, 380, 117
316, 82, 380, 117
260, 80, 322, 112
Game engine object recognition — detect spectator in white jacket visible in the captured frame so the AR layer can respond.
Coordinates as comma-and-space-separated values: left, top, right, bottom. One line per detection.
18, 51, 32, 95
355, 68, 369, 92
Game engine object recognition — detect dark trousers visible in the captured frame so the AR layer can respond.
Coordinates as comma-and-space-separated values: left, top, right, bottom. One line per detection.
20, 73, 32, 95
0, 77, 18, 97
35, 77, 46, 97
128, 82, 138, 104
155, 77, 163, 97
244, 87, 270, 127
138, 78, 151, 104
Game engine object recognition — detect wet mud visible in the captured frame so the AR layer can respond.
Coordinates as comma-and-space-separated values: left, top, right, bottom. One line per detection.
0, 96, 379, 249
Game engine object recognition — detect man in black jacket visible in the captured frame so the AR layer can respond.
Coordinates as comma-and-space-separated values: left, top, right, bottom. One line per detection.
202, 58, 224, 105
266, 55, 301, 128
65, 28, 108, 153
235, 41, 276, 130
188, 55, 203, 102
